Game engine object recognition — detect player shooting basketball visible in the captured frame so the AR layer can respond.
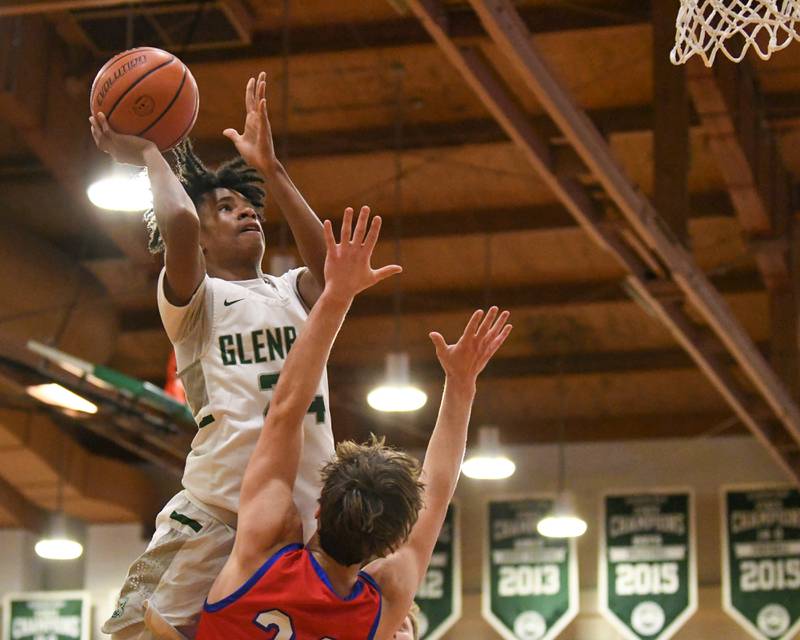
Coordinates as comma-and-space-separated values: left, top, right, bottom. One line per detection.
195, 207, 512, 640
89, 72, 336, 639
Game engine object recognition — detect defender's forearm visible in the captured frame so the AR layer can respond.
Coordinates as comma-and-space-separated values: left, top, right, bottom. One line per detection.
266, 290, 350, 433
421, 378, 476, 504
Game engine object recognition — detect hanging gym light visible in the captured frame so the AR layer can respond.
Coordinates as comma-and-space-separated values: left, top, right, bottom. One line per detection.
461, 426, 515, 479
87, 166, 152, 212
537, 493, 587, 538
26, 383, 98, 414
367, 352, 427, 412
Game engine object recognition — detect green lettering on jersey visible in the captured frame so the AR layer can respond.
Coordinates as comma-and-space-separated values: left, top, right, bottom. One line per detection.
235, 333, 253, 364
252, 330, 267, 363
259, 371, 326, 423
266, 328, 284, 360
219, 335, 236, 365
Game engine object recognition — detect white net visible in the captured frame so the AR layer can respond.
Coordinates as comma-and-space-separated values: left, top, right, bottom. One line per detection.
671, 0, 800, 66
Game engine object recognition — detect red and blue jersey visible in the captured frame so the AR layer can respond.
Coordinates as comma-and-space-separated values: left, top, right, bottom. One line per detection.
197, 543, 382, 640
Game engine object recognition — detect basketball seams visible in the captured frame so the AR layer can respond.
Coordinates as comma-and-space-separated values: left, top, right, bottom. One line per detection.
164, 74, 200, 151
90, 47, 166, 109
90, 46, 198, 151
105, 55, 176, 121
136, 64, 188, 137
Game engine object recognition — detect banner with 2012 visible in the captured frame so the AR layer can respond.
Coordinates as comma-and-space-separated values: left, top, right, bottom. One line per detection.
414, 504, 461, 640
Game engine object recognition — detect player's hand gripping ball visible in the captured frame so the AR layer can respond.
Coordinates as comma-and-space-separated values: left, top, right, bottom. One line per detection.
90, 46, 199, 151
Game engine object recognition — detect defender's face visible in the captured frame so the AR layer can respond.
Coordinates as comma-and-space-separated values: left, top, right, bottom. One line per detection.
393, 615, 414, 640
198, 188, 265, 266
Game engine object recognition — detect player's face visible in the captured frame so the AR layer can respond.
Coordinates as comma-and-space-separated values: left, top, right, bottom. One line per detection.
393, 615, 414, 640
199, 188, 265, 266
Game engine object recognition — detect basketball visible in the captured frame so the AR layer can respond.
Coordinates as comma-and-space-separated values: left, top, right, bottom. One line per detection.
90, 46, 199, 152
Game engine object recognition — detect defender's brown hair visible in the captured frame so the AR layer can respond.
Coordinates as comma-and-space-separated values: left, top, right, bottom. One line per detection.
318, 435, 424, 566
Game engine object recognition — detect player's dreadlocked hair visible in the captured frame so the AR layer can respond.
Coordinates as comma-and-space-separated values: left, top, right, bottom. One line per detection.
143, 140, 266, 254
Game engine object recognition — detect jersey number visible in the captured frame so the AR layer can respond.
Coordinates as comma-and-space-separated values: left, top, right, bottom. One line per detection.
254, 609, 334, 639
259, 373, 326, 423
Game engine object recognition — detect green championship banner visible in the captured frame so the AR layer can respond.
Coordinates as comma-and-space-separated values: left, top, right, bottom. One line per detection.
2, 591, 90, 640
414, 503, 461, 640
484, 496, 578, 640
722, 485, 800, 640
599, 490, 696, 640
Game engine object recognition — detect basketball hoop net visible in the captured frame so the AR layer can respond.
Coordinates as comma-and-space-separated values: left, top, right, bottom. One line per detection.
671, 0, 800, 66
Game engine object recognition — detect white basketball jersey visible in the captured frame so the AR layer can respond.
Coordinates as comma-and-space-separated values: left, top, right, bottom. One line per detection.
157, 267, 333, 540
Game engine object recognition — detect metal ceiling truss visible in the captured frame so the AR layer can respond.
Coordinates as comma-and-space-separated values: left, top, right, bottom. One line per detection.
405, 0, 800, 482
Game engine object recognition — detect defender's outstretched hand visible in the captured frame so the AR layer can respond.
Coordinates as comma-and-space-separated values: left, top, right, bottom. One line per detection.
429, 307, 512, 382
223, 71, 277, 172
322, 206, 402, 302
89, 112, 156, 166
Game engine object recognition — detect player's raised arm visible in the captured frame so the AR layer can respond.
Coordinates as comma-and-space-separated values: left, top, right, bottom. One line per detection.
366, 308, 512, 638
89, 113, 203, 304
224, 72, 327, 306
226, 207, 402, 574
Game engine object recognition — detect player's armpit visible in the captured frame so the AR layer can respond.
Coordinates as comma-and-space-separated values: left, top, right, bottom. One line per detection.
363, 557, 420, 640
296, 267, 323, 309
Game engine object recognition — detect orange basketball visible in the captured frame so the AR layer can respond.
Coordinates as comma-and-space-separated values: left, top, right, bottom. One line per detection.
90, 46, 199, 152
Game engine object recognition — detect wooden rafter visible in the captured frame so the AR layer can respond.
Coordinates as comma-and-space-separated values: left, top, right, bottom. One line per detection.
0, 471, 47, 532
0, 0, 166, 16
0, 409, 159, 524
404, 0, 800, 482
652, 0, 690, 244
0, 15, 150, 264
687, 60, 793, 290
119, 270, 763, 333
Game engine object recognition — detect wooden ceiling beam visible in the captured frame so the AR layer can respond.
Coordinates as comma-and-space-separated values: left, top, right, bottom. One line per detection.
330, 404, 745, 448
0, 471, 48, 532
0, 409, 159, 524
188, 92, 800, 166
687, 59, 794, 290
118, 268, 761, 333
407, 0, 800, 482
0, 0, 166, 16
330, 346, 757, 385
0, 15, 150, 264
652, 0, 690, 245
685, 54, 800, 402
20, 2, 646, 61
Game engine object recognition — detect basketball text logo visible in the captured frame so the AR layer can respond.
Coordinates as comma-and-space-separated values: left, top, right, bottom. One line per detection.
95, 55, 147, 107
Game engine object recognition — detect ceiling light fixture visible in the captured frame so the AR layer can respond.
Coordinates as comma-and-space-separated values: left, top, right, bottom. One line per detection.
537, 370, 586, 538
35, 536, 84, 561
87, 166, 152, 212
26, 383, 98, 414
461, 425, 515, 479
537, 494, 587, 538
367, 352, 427, 412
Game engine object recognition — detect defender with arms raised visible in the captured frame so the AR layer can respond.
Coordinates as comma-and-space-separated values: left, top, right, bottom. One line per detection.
196, 206, 512, 639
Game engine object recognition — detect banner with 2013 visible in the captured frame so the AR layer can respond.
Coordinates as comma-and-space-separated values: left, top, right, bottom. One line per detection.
483, 496, 579, 640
